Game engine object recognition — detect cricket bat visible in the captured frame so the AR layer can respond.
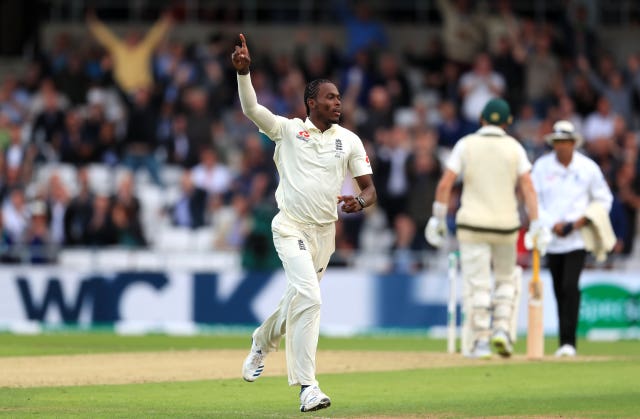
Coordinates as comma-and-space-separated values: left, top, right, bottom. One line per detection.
526, 247, 544, 360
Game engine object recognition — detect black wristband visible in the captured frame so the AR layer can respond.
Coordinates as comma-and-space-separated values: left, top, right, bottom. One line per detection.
561, 222, 574, 236
355, 195, 366, 210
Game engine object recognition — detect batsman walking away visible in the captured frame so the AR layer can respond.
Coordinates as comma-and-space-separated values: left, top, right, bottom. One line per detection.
231, 33, 377, 413
426, 98, 551, 359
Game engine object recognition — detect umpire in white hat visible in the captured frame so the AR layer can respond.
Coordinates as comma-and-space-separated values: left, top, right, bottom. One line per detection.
530, 120, 613, 357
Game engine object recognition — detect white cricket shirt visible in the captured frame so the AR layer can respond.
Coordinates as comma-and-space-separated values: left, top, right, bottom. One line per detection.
446, 125, 531, 231
531, 150, 613, 254
237, 74, 372, 225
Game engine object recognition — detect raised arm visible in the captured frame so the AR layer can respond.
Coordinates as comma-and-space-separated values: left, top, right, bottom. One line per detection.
231, 34, 278, 134
86, 9, 121, 50
142, 10, 173, 49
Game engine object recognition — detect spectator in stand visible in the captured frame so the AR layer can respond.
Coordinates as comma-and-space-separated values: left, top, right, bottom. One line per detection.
191, 146, 233, 201
200, 54, 236, 120
556, 95, 583, 134
373, 125, 412, 228
405, 145, 442, 250
167, 170, 207, 229
54, 53, 90, 107
183, 86, 215, 150
59, 109, 93, 165
0, 76, 29, 125
389, 213, 419, 274
357, 85, 394, 144
481, 0, 520, 57
95, 120, 121, 166
110, 201, 147, 247
459, 52, 506, 127
491, 34, 526, 110
374, 52, 412, 111
86, 8, 173, 95
404, 38, 444, 97
570, 70, 598, 114
28, 78, 70, 121
112, 171, 142, 226
83, 193, 114, 246
437, 99, 474, 149
436, 0, 484, 69
293, 30, 342, 82
0, 209, 19, 263
582, 96, 619, 158
577, 55, 635, 126
212, 192, 252, 251
165, 113, 199, 168
274, 69, 307, 119
558, 1, 599, 64
41, 172, 70, 247
121, 87, 164, 187
30, 87, 66, 162
5, 123, 36, 191
615, 149, 640, 255
64, 166, 94, 246
2, 187, 29, 244
333, 0, 388, 60
513, 103, 545, 162
25, 200, 55, 264
339, 49, 376, 108
230, 132, 277, 205
524, 32, 561, 118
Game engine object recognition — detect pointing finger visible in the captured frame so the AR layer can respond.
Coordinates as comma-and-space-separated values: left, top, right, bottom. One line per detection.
239, 33, 246, 49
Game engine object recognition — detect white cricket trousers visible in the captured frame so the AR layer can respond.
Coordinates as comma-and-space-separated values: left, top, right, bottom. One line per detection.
459, 239, 517, 345
252, 211, 335, 386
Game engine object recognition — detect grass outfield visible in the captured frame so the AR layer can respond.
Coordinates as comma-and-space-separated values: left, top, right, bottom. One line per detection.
0, 333, 639, 418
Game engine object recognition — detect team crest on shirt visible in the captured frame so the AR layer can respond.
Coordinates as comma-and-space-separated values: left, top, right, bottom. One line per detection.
296, 130, 310, 142
334, 139, 344, 157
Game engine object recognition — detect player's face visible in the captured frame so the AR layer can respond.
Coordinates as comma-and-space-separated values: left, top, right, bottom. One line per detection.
552, 139, 575, 161
313, 83, 342, 125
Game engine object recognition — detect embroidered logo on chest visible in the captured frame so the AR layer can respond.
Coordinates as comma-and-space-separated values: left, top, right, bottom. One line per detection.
296, 130, 311, 142
334, 139, 344, 157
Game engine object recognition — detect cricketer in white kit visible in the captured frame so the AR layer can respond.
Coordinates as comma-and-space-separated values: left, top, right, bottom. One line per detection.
232, 34, 376, 413
425, 98, 550, 358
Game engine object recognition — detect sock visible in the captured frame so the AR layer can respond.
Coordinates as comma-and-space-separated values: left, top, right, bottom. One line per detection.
300, 385, 309, 395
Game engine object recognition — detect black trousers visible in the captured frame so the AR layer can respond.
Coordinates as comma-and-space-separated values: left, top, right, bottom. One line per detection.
546, 250, 587, 348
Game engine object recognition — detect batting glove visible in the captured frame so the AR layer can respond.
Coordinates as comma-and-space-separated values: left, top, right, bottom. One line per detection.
425, 202, 448, 248
524, 219, 552, 256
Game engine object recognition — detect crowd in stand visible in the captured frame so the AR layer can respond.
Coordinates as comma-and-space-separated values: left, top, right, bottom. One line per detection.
1, 1, 639, 270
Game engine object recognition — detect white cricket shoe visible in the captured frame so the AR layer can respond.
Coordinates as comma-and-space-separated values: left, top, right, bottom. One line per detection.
242, 339, 265, 382
554, 344, 576, 357
491, 329, 513, 358
467, 340, 492, 359
300, 385, 331, 412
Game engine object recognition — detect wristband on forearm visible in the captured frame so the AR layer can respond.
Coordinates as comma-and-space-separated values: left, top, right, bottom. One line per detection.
433, 201, 447, 219
356, 195, 366, 210
561, 222, 574, 236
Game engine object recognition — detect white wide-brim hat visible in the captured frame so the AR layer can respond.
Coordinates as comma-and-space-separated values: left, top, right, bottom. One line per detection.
544, 120, 583, 148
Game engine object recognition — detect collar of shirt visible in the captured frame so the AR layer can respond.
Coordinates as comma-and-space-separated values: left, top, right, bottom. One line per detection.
476, 125, 506, 136
304, 117, 337, 134
551, 151, 579, 173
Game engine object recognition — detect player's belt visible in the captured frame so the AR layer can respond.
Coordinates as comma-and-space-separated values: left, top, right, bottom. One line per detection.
456, 223, 520, 234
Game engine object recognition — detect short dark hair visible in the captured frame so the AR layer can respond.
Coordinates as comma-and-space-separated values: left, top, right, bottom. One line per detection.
304, 79, 332, 116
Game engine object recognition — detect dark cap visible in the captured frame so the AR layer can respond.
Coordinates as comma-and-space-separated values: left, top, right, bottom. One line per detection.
480, 98, 512, 126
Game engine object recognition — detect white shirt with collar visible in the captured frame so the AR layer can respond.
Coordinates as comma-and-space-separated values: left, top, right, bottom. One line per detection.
531, 150, 613, 254
237, 73, 372, 225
